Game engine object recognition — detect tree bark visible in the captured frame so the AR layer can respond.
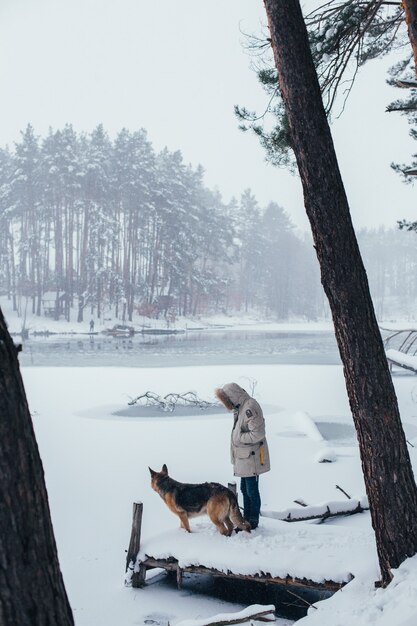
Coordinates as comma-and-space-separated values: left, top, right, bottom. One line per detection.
403, 0, 417, 74
263, 0, 417, 586
0, 306, 74, 625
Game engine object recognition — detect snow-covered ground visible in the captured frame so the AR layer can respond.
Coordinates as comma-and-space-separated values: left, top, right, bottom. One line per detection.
5, 296, 417, 624
20, 357, 417, 626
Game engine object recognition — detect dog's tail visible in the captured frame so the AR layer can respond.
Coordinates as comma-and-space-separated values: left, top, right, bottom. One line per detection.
228, 491, 251, 532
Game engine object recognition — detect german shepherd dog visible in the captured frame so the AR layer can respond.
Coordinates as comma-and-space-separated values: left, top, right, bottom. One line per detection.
149, 464, 251, 536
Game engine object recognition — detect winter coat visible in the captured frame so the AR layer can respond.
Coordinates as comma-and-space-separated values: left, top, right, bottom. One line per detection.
217, 383, 271, 478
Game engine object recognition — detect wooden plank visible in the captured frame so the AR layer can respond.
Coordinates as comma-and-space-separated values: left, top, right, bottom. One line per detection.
140, 556, 348, 592
386, 357, 417, 374
174, 606, 276, 626
176, 565, 183, 589
136, 562, 147, 587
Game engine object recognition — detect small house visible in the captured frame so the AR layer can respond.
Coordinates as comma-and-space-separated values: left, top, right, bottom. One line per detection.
42, 291, 69, 318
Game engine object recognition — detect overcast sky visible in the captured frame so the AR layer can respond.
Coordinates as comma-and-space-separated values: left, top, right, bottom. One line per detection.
0, 0, 416, 233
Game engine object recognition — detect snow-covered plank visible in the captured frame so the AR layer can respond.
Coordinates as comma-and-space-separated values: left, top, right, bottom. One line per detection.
172, 604, 276, 626
386, 348, 417, 372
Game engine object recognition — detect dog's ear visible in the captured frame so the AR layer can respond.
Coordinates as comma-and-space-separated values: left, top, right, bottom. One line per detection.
161, 464, 168, 474
149, 466, 157, 478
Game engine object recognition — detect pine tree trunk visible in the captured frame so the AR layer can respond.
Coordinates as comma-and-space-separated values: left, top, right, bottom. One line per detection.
0, 307, 74, 625
403, 1, 417, 73
263, 0, 417, 585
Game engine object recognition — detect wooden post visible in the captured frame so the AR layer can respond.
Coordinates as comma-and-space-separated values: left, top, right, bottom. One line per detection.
126, 501, 145, 588
136, 562, 147, 587
176, 565, 183, 589
228, 482, 237, 496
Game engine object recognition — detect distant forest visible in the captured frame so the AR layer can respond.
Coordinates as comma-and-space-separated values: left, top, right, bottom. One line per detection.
0, 124, 416, 323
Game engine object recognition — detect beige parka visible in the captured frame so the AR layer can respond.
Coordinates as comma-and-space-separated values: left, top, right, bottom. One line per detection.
216, 383, 271, 478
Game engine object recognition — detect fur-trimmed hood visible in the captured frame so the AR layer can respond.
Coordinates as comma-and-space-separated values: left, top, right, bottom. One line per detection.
216, 382, 270, 478
215, 383, 250, 410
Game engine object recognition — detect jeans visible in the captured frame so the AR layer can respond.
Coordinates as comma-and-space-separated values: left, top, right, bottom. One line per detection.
240, 476, 261, 528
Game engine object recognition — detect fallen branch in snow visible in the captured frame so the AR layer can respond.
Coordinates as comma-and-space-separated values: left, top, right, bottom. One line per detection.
335, 485, 351, 500
171, 604, 276, 626
293, 499, 308, 507
285, 589, 318, 611
127, 391, 219, 412
261, 497, 369, 523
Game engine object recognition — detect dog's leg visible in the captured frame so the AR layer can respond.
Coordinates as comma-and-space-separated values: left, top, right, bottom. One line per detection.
177, 512, 191, 532
209, 515, 230, 536
224, 516, 234, 535
207, 501, 231, 536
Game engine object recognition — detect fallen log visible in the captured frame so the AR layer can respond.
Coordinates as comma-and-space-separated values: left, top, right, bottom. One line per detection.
261, 497, 369, 523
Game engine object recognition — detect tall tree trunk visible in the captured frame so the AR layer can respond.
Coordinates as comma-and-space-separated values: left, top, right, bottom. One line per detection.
36, 257, 42, 317
8, 231, 17, 311
77, 205, 89, 323
263, 0, 417, 585
403, 0, 417, 72
0, 307, 74, 625
68, 202, 74, 314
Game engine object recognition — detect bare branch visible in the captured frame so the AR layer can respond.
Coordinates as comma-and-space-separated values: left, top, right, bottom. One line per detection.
127, 391, 219, 412
336, 485, 352, 499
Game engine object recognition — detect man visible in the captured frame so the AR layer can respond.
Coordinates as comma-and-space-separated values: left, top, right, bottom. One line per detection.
215, 383, 270, 530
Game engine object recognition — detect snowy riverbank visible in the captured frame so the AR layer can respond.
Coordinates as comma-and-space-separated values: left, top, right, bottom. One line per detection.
0, 295, 333, 337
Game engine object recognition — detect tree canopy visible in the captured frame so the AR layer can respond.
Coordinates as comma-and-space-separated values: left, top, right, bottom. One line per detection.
0, 124, 325, 322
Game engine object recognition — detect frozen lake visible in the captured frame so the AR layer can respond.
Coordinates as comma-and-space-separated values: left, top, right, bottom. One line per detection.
18, 328, 340, 367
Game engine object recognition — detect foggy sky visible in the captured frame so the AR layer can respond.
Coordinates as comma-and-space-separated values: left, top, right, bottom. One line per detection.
0, 0, 416, 233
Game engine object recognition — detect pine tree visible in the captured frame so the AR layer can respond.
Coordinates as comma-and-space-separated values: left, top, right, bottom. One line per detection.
0, 147, 15, 306
237, 1, 417, 170
10, 125, 42, 317
263, 0, 417, 585
0, 124, 329, 321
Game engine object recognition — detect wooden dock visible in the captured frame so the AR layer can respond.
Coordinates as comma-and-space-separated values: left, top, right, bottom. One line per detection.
125, 502, 352, 593
133, 555, 347, 592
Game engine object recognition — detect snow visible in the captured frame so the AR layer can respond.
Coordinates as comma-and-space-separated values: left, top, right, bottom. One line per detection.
314, 446, 337, 463
297, 556, 417, 626
9, 307, 417, 625
386, 348, 417, 371
293, 411, 324, 442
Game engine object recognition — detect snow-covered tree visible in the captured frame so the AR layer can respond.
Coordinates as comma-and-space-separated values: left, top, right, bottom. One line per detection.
0, 124, 327, 321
